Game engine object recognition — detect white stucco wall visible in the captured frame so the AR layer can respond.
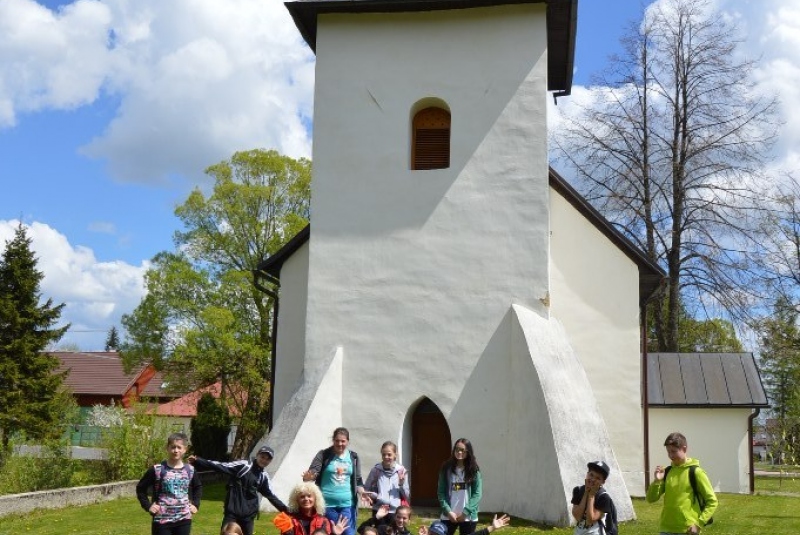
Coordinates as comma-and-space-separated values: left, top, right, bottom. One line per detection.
272, 241, 310, 422
265, 3, 645, 523
549, 191, 645, 495
648, 408, 754, 494
305, 3, 550, 507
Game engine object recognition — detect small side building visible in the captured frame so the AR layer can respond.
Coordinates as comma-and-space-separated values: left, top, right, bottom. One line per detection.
647, 352, 769, 494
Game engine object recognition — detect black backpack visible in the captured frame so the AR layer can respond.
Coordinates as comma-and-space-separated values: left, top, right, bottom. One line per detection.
595, 489, 618, 535
663, 465, 714, 525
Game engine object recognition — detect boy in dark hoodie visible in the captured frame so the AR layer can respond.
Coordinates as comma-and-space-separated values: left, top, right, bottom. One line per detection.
190, 446, 288, 535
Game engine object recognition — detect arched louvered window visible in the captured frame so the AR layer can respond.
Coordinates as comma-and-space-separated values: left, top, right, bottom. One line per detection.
412, 107, 450, 170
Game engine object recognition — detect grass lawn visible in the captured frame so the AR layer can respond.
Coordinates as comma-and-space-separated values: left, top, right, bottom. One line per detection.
0, 479, 798, 535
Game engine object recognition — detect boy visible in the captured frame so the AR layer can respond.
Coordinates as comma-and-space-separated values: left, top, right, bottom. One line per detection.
646, 432, 718, 534
571, 461, 614, 535
189, 445, 288, 535
137, 432, 202, 535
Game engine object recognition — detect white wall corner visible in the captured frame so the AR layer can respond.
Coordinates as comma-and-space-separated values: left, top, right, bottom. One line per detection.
256, 345, 344, 511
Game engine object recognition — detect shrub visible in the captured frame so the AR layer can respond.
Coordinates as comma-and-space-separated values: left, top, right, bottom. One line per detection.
93, 402, 171, 481
0, 438, 77, 495
190, 393, 231, 460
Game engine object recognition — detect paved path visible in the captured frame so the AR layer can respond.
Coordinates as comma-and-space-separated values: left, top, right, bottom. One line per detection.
754, 470, 800, 477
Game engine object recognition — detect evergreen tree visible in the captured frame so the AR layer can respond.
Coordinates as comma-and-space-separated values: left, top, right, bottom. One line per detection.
105, 326, 120, 351
758, 298, 800, 463
190, 393, 231, 460
0, 224, 69, 459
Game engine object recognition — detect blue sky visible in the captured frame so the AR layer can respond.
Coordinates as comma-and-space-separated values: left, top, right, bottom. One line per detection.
1, 0, 798, 350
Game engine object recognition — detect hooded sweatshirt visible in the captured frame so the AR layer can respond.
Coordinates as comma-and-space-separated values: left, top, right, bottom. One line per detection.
363, 462, 410, 512
645, 457, 718, 532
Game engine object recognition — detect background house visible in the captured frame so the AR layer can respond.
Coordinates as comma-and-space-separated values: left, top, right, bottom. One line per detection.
54, 351, 173, 410
647, 352, 769, 493
53, 351, 176, 445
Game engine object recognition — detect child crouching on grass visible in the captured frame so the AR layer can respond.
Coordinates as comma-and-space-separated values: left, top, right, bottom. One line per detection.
136, 432, 202, 535
359, 504, 413, 535
420, 514, 510, 535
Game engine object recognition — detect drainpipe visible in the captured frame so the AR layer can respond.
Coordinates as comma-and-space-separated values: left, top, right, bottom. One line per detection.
253, 269, 280, 430
641, 302, 651, 489
748, 408, 761, 494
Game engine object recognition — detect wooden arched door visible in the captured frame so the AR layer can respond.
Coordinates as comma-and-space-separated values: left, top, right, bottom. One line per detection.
410, 398, 451, 506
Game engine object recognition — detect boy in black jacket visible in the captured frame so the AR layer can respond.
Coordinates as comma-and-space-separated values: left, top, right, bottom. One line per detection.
190, 446, 288, 535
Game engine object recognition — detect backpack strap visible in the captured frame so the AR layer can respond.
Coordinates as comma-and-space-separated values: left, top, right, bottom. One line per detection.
153, 462, 167, 500
688, 466, 707, 510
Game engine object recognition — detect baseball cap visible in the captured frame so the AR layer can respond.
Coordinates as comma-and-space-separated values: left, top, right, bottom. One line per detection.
587, 460, 610, 480
257, 446, 275, 458
429, 521, 448, 535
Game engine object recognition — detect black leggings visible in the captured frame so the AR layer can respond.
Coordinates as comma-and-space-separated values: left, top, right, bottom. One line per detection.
152, 520, 192, 535
444, 520, 477, 535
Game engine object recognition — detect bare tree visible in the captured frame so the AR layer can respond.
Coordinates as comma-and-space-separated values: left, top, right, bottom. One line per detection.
753, 174, 800, 307
552, 0, 778, 351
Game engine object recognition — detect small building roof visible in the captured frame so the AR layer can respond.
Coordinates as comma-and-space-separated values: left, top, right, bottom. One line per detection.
53, 351, 172, 399
155, 382, 244, 417
648, 352, 769, 408
256, 168, 666, 303
284, 0, 577, 95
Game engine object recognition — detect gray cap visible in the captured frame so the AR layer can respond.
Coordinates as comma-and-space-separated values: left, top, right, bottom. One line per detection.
257, 446, 275, 457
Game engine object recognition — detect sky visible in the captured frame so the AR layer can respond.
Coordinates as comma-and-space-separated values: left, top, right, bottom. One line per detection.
0, 0, 798, 350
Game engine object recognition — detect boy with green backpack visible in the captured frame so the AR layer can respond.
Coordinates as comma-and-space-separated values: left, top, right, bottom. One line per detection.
646, 432, 718, 534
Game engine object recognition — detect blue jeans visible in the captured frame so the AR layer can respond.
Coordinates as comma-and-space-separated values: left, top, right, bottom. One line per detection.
325, 505, 356, 535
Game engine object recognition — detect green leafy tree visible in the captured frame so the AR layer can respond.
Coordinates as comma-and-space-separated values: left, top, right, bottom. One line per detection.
105, 326, 120, 351
121, 149, 311, 457
190, 393, 232, 460
0, 224, 69, 461
648, 300, 743, 352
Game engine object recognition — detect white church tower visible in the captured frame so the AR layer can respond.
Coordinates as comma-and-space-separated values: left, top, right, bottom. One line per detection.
257, 0, 663, 526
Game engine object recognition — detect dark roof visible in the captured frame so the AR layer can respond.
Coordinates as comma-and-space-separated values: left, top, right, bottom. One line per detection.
258, 224, 311, 278
53, 352, 170, 398
648, 352, 769, 408
257, 168, 666, 303
284, 0, 577, 94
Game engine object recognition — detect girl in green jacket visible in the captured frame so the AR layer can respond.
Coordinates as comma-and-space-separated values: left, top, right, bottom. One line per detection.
437, 438, 482, 535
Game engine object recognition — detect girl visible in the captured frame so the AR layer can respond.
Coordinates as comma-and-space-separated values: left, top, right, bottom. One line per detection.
302, 427, 364, 535
136, 432, 202, 535
363, 441, 410, 525
273, 482, 349, 535
360, 504, 413, 535
436, 438, 482, 535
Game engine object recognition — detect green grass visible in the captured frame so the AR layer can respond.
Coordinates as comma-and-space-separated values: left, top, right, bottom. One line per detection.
754, 474, 800, 494
0, 480, 798, 535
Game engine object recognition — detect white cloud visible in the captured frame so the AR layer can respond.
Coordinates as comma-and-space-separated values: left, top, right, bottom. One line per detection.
0, 0, 113, 126
551, 0, 800, 184
717, 0, 800, 173
0, 0, 314, 184
0, 219, 147, 350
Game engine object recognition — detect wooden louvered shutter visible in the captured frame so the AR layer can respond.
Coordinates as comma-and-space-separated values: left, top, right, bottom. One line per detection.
412, 107, 450, 170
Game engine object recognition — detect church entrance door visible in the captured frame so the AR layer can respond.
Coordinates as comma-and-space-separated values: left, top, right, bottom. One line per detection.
410, 398, 451, 507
